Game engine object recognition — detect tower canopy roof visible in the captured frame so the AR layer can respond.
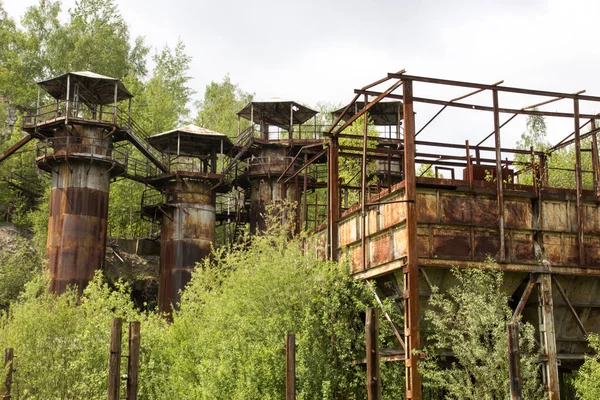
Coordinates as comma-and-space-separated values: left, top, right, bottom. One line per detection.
37, 71, 133, 106
332, 98, 403, 126
147, 124, 233, 156
237, 98, 318, 130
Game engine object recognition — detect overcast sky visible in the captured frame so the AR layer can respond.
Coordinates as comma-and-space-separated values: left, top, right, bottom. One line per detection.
4, 0, 600, 150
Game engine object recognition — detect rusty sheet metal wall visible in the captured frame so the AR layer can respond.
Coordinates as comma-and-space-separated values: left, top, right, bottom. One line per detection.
46, 125, 111, 294
328, 185, 600, 277
158, 179, 214, 313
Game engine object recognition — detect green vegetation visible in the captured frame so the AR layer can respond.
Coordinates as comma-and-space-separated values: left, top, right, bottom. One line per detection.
421, 267, 543, 399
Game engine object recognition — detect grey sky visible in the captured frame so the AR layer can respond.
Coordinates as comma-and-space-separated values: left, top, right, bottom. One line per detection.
4, 0, 600, 150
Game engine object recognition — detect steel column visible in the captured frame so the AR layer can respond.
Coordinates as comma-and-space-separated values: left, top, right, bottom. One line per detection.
328, 137, 340, 260
493, 89, 506, 262
402, 79, 422, 400
538, 274, 560, 399
574, 98, 585, 265
366, 307, 381, 400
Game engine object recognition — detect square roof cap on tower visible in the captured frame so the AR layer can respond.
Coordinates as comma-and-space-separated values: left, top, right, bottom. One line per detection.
147, 124, 233, 156
237, 98, 318, 130
332, 98, 403, 126
37, 71, 133, 105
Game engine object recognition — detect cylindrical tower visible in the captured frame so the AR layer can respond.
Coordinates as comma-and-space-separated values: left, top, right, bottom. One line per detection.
44, 125, 121, 293
145, 124, 232, 313
23, 72, 135, 294
158, 179, 215, 309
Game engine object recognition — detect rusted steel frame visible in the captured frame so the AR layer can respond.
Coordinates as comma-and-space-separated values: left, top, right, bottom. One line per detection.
551, 276, 587, 337
327, 138, 340, 260
286, 333, 296, 400
592, 120, 600, 196
435, 166, 454, 179
465, 140, 472, 189
2, 348, 13, 399
282, 148, 327, 185
522, 90, 585, 110
507, 323, 523, 400
366, 307, 382, 400
493, 90, 506, 263
419, 267, 434, 292
366, 281, 406, 351
356, 89, 599, 119
127, 321, 141, 400
416, 139, 544, 156
402, 79, 422, 400
276, 143, 325, 183
538, 274, 560, 400
361, 94, 369, 270
0, 134, 33, 164
415, 80, 503, 137
303, 153, 308, 230
574, 98, 585, 266
387, 73, 600, 102
476, 113, 519, 147
339, 145, 404, 155
108, 317, 123, 400
367, 199, 414, 207
549, 118, 593, 153
512, 274, 536, 322
333, 80, 404, 136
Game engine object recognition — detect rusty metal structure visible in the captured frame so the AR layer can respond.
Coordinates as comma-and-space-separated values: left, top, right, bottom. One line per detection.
142, 125, 232, 313
5, 68, 600, 397
15, 72, 167, 293
292, 70, 600, 399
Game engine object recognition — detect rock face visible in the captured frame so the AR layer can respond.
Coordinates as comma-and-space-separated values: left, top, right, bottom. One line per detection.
104, 238, 160, 311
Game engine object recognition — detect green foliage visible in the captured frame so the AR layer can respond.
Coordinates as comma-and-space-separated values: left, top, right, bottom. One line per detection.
195, 74, 254, 137
575, 333, 600, 399
0, 272, 168, 399
421, 267, 543, 399
0, 237, 42, 310
167, 213, 371, 399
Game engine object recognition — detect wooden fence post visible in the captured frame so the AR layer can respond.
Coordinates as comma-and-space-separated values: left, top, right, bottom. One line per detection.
366, 307, 381, 400
108, 317, 123, 400
286, 333, 296, 400
127, 321, 141, 400
508, 323, 522, 399
2, 348, 14, 399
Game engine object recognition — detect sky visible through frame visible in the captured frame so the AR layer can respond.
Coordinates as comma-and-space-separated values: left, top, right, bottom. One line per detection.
5, 0, 600, 162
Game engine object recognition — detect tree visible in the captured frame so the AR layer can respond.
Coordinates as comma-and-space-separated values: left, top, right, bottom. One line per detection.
421, 267, 543, 399
195, 75, 253, 137
574, 333, 600, 399
47, 0, 147, 79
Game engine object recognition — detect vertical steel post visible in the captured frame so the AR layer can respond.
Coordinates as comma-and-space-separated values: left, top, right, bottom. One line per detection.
128, 98, 132, 129
493, 90, 505, 262
402, 79, 422, 400
574, 98, 584, 265
286, 333, 296, 400
328, 136, 340, 261
465, 140, 472, 190
2, 348, 13, 400
591, 119, 600, 197
366, 307, 381, 400
361, 94, 369, 270
538, 274, 560, 399
126, 322, 140, 400
303, 153, 308, 230
108, 317, 123, 400
507, 323, 522, 400
65, 74, 70, 124
113, 81, 118, 124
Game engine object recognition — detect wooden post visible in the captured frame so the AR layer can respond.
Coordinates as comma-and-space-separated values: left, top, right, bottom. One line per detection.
507, 323, 522, 400
127, 322, 141, 400
286, 333, 296, 400
538, 274, 560, 400
108, 317, 123, 400
366, 307, 381, 400
403, 79, 422, 400
2, 348, 13, 399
